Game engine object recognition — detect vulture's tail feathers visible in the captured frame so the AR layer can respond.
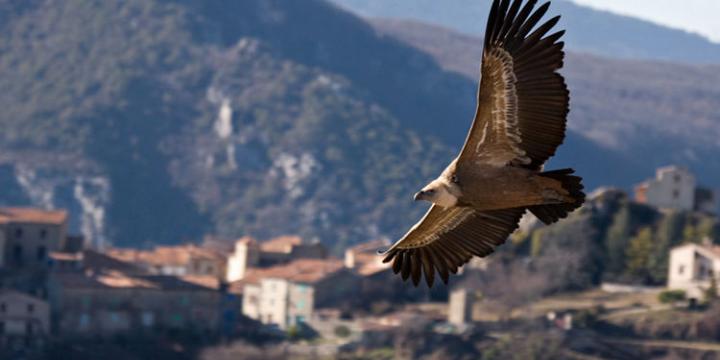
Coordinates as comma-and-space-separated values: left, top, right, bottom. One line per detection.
529, 168, 585, 224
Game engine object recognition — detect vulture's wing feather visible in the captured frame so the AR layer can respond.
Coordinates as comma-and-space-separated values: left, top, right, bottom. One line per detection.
379, 206, 525, 287
458, 0, 568, 169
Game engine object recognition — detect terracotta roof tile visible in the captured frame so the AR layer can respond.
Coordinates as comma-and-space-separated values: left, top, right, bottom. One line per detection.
180, 275, 222, 290
106, 245, 225, 267
259, 235, 302, 253
230, 258, 344, 293
348, 239, 389, 253
53, 271, 218, 291
346, 239, 391, 276
236, 236, 258, 245
0, 207, 67, 225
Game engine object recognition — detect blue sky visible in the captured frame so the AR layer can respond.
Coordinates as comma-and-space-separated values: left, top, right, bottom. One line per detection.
571, 0, 720, 43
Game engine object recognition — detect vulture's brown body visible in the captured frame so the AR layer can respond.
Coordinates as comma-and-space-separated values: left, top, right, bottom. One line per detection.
379, 0, 586, 287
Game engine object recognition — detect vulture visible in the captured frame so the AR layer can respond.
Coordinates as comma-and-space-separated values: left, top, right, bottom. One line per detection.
379, 0, 585, 287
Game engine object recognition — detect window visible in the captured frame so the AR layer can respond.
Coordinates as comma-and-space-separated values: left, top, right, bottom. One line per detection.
15, 228, 23, 239
27, 303, 34, 313
0, 322, 4, 335
79, 314, 90, 330
141, 312, 155, 327
36, 246, 46, 261
0, 303, 6, 313
673, 189, 680, 199
40, 229, 47, 239
26, 321, 33, 335
13, 245, 22, 263
678, 265, 685, 275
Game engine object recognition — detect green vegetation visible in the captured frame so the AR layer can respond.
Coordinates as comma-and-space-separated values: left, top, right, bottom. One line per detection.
505, 194, 718, 292
333, 325, 351, 338
658, 290, 687, 304
705, 274, 718, 303
625, 227, 654, 282
605, 206, 634, 275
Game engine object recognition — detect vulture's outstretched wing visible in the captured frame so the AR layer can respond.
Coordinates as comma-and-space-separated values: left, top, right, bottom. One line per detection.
458, 0, 569, 169
379, 206, 525, 287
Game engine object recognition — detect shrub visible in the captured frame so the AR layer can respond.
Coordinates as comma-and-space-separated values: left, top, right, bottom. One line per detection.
334, 325, 351, 338
286, 325, 300, 340
658, 290, 687, 304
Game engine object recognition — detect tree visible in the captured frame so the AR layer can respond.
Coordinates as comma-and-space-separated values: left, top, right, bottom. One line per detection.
706, 272, 718, 303
648, 211, 686, 283
625, 227, 654, 283
604, 206, 633, 276
697, 217, 720, 242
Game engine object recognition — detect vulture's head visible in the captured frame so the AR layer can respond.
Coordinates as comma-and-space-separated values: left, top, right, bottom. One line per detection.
414, 179, 458, 208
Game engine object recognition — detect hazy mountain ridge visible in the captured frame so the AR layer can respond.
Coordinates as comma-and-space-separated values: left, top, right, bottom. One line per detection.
370, 18, 720, 188
330, 0, 720, 64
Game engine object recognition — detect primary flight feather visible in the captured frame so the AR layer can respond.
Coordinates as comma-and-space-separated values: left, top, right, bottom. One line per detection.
379, 0, 585, 287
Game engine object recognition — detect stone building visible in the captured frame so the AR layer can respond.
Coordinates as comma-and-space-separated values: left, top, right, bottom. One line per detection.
635, 166, 696, 211
448, 288, 474, 325
237, 259, 359, 329
48, 271, 221, 338
226, 237, 260, 282
667, 242, 720, 300
0, 289, 50, 349
0, 208, 68, 269
225, 235, 328, 282
107, 244, 227, 279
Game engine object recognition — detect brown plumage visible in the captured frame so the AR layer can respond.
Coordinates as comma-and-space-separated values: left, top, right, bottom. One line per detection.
379, 0, 585, 287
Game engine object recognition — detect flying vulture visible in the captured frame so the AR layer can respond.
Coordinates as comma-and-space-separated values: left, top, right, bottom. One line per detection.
379, 0, 585, 287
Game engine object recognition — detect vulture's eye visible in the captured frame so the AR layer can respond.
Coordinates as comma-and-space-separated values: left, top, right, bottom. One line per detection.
425, 189, 435, 195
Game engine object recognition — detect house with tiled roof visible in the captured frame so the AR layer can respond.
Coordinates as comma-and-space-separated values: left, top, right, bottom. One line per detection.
257, 235, 327, 265
237, 258, 359, 329
106, 244, 227, 279
633, 165, 720, 213
48, 269, 223, 338
341, 239, 429, 304
225, 235, 328, 282
0, 289, 49, 350
668, 242, 720, 300
344, 239, 391, 277
0, 207, 68, 269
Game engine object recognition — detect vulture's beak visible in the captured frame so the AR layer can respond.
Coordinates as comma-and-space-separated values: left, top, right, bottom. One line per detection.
414, 191, 425, 201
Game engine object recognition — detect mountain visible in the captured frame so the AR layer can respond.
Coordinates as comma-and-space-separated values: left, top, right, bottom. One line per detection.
0, 0, 474, 249
330, 0, 720, 64
370, 18, 720, 189
0, 0, 716, 250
